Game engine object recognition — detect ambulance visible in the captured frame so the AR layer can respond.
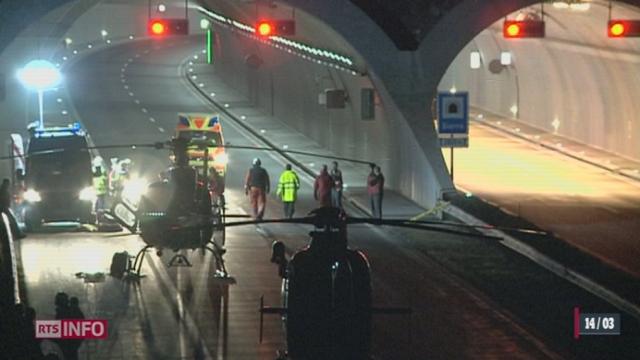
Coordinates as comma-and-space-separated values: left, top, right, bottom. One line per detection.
175, 113, 228, 177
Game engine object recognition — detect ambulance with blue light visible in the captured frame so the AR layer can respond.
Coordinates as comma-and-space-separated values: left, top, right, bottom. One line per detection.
175, 113, 228, 177
22, 123, 94, 230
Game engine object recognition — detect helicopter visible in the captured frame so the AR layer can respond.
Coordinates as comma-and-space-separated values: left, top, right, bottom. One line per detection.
215, 206, 544, 360
107, 136, 234, 280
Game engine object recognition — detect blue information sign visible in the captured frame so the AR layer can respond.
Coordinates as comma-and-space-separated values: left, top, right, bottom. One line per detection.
437, 92, 469, 135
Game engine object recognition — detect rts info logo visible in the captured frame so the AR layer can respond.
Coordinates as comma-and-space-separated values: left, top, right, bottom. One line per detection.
36, 320, 108, 339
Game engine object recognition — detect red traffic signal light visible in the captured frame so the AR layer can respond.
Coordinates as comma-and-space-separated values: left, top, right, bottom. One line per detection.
256, 21, 274, 37
147, 18, 189, 37
503, 20, 545, 38
149, 20, 166, 35
608, 20, 640, 37
255, 20, 295, 37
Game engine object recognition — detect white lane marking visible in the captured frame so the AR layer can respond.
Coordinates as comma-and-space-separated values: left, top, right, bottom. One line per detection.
121, 79, 126, 83
158, 127, 165, 133
127, 58, 133, 62
121, 68, 125, 72
135, 54, 140, 58
146, 254, 213, 359
177, 266, 187, 359
149, 117, 156, 123
141, 108, 148, 113
124, 84, 129, 89
134, 99, 140, 104
129, 92, 134, 97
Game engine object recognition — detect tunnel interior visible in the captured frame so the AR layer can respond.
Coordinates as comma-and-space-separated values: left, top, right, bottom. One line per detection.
440, 0, 640, 162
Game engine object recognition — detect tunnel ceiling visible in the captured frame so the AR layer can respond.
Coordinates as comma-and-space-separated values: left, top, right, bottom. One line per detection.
349, 0, 460, 50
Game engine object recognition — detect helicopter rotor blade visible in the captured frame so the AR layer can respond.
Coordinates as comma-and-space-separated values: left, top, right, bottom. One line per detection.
347, 217, 547, 237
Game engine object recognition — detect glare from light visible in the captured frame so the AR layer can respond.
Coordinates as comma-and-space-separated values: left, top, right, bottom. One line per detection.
64, 38, 73, 45
213, 153, 229, 167
101, 30, 108, 37
200, 19, 211, 30
500, 52, 512, 66
122, 177, 148, 205
552, 117, 561, 133
79, 187, 97, 202
24, 189, 41, 202
449, 86, 457, 94
510, 105, 518, 116
553, 2, 570, 9
158, 4, 166, 12
470, 51, 481, 69
569, 2, 590, 11
17, 60, 63, 91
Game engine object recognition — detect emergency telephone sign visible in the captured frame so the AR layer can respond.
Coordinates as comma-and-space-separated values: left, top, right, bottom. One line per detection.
437, 92, 469, 135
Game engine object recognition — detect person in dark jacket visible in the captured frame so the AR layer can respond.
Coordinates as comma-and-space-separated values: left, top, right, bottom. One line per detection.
65, 297, 85, 360
313, 165, 332, 208
367, 166, 384, 219
244, 158, 270, 220
0, 178, 24, 239
329, 161, 344, 209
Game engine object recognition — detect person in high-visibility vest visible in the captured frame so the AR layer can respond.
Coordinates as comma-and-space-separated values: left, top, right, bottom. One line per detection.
93, 166, 108, 223
277, 164, 300, 219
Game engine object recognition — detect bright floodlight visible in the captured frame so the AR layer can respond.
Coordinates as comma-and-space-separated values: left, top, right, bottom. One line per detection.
158, 4, 166, 12
17, 60, 62, 91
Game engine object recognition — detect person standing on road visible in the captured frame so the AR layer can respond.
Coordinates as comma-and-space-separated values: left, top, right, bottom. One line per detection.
314, 165, 332, 208
277, 164, 300, 219
329, 161, 344, 209
244, 158, 270, 220
0, 178, 24, 238
367, 165, 384, 219
92, 166, 108, 224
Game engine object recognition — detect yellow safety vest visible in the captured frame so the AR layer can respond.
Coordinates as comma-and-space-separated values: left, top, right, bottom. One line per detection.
93, 175, 108, 195
277, 170, 299, 202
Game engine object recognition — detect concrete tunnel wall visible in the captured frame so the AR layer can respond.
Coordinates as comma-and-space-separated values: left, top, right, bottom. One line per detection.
209, 19, 403, 193
440, 2, 640, 161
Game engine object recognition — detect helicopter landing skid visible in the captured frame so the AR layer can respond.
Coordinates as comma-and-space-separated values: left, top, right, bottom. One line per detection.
123, 245, 151, 280
204, 242, 235, 283
168, 253, 192, 267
